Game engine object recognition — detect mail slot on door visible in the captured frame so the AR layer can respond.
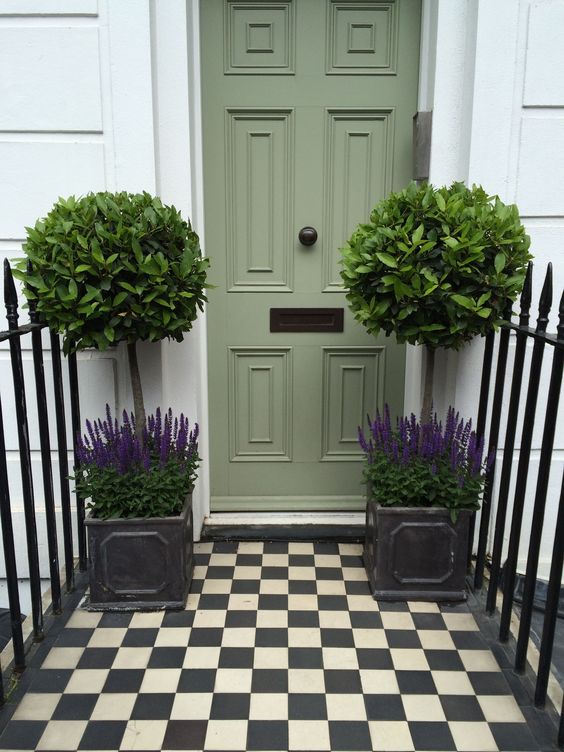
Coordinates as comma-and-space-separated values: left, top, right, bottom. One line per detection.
270, 308, 344, 333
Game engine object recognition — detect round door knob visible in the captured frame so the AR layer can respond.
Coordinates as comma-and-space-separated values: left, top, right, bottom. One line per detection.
298, 226, 318, 246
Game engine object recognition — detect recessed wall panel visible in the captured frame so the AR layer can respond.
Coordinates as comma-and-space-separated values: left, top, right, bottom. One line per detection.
322, 346, 384, 460
226, 109, 294, 291
229, 348, 292, 461
323, 109, 393, 290
0, 28, 103, 132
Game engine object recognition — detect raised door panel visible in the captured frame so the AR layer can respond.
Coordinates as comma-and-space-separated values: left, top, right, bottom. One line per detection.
226, 109, 294, 291
229, 347, 293, 461
322, 346, 385, 460
323, 109, 394, 290
225, 0, 295, 74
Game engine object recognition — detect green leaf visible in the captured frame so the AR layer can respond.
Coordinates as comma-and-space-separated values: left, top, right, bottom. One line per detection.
376, 253, 397, 268
451, 294, 475, 310
412, 223, 424, 244
494, 252, 506, 273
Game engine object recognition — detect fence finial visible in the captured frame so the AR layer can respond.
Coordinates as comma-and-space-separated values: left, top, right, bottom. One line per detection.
558, 290, 564, 342
3, 259, 19, 330
536, 262, 553, 333
519, 262, 533, 327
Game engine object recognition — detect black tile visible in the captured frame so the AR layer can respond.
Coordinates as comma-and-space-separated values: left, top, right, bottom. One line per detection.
177, 668, 216, 693
98, 612, 133, 628
289, 554, 314, 567
189, 627, 224, 647
321, 628, 355, 647
148, 646, 186, 668
231, 579, 261, 594
324, 669, 362, 693
198, 594, 230, 610
439, 695, 485, 722
162, 610, 195, 627
262, 566, 288, 579
213, 541, 239, 553
289, 610, 319, 628
251, 669, 288, 693
377, 601, 409, 612
314, 541, 339, 554
411, 613, 447, 630
489, 723, 540, 751
209, 693, 250, 720
350, 611, 383, 629
346, 580, 372, 595
53, 693, 98, 720
289, 580, 317, 595
102, 668, 144, 693
341, 554, 364, 568
207, 565, 235, 579
78, 720, 127, 749
318, 595, 348, 611
258, 594, 288, 610
356, 648, 394, 670
190, 578, 204, 593
131, 692, 175, 719
162, 719, 208, 750
396, 670, 437, 694
56, 628, 94, 647
489, 642, 512, 670
408, 721, 455, 751
29, 668, 72, 692
364, 693, 406, 721
329, 720, 372, 751
450, 630, 487, 650
316, 567, 343, 581
467, 671, 512, 695
247, 720, 288, 750
289, 647, 323, 669
385, 629, 422, 649
0, 720, 46, 749
121, 628, 159, 647
255, 628, 288, 647
225, 610, 257, 628
425, 649, 465, 671
78, 647, 118, 669
219, 647, 255, 668
236, 553, 262, 566
263, 541, 288, 553
288, 693, 327, 720
193, 552, 211, 566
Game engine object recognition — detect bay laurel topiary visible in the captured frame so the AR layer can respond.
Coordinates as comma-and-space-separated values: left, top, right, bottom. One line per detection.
14, 191, 209, 437
340, 181, 531, 419
341, 181, 531, 348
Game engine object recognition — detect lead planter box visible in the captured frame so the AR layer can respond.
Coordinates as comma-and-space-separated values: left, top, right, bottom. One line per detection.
364, 502, 471, 602
85, 495, 194, 610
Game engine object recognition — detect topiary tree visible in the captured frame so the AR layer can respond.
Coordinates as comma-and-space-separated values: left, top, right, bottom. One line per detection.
14, 191, 209, 440
340, 181, 531, 421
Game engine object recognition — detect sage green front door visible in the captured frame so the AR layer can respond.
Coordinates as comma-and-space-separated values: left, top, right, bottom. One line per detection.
202, 0, 421, 512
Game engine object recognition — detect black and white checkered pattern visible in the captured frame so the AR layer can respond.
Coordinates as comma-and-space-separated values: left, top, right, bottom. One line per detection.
0, 541, 540, 751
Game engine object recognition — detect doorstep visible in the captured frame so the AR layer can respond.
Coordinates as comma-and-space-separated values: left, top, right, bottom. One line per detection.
201, 511, 365, 541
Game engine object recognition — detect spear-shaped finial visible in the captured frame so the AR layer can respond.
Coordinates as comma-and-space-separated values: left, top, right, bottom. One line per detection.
557, 290, 564, 342
519, 262, 533, 327
536, 262, 553, 333
4, 259, 19, 330
26, 260, 38, 324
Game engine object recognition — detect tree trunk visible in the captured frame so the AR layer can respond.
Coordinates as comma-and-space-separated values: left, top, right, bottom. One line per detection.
421, 345, 435, 424
127, 341, 146, 443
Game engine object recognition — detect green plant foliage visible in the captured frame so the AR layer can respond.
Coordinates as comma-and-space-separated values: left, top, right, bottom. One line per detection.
14, 192, 209, 354
340, 181, 531, 349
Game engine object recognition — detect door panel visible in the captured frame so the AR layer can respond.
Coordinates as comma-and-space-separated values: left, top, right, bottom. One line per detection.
202, 0, 421, 512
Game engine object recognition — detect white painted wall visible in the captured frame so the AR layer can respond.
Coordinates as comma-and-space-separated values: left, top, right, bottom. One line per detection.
423, 0, 564, 579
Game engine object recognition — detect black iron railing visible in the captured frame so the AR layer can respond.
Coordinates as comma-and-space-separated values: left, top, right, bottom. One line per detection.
0, 259, 83, 700
471, 261, 564, 746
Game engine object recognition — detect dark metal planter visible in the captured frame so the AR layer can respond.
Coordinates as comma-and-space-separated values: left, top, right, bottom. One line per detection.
85, 495, 194, 611
364, 502, 471, 601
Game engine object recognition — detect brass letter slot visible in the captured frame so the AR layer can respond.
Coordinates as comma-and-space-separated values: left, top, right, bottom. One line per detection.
270, 308, 344, 333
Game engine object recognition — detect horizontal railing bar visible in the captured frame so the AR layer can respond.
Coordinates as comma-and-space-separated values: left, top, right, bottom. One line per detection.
0, 322, 46, 342
502, 322, 564, 348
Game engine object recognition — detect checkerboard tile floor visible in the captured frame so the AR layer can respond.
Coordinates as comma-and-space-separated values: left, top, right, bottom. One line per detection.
0, 541, 540, 751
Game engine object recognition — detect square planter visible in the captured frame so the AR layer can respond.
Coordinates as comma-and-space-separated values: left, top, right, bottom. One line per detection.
364, 501, 471, 602
85, 494, 194, 610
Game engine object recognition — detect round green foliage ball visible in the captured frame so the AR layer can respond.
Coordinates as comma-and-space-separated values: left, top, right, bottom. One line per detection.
340, 181, 531, 349
16, 192, 209, 354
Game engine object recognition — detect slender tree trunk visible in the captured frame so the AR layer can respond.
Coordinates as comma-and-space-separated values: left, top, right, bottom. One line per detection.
421, 345, 435, 424
127, 341, 146, 443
